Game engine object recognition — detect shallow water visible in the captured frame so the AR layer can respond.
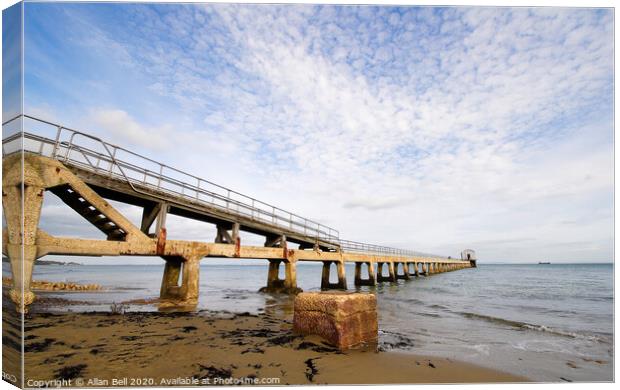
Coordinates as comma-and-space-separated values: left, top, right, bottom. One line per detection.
3, 262, 613, 382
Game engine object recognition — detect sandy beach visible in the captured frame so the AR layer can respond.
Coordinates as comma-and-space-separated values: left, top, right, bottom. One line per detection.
2, 292, 526, 387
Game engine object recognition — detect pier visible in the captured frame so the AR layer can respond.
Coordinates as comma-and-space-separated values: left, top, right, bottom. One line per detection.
2, 114, 476, 312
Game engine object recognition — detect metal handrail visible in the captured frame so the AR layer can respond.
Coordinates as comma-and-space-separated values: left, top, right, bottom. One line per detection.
2, 114, 456, 259
2, 114, 339, 242
337, 239, 452, 260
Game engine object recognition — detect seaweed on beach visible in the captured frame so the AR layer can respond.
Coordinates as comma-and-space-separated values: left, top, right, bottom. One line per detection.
268, 334, 301, 345
120, 335, 141, 341
304, 358, 318, 382
25, 337, 56, 352
218, 327, 279, 345
195, 364, 232, 380
378, 330, 414, 351
55, 364, 87, 380
241, 347, 265, 354
236, 312, 258, 317
43, 353, 76, 365
2, 335, 22, 352
296, 341, 339, 353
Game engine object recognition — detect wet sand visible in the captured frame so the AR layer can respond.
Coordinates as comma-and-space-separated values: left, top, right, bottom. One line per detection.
2, 294, 527, 386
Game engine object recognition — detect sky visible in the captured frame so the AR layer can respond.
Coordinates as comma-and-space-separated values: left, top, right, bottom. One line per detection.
4, 2, 614, 263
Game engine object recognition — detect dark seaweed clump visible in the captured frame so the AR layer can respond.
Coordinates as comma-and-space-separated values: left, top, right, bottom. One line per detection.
55, 364, 87, 380
25, 338, 56, 352
195, 364, 232, 380
304, 358, 318, 382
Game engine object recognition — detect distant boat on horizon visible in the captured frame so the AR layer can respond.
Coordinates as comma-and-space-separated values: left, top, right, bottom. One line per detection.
538, 261, 551, 264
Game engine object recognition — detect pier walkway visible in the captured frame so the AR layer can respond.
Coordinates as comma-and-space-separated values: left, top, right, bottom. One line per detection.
2, 114, 476, 312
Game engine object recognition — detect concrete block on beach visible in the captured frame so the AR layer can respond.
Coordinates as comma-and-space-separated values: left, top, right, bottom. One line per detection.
293, 291, 378, 350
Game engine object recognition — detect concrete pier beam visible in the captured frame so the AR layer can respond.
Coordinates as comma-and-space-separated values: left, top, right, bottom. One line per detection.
321, 261, 347, 290
354, 261, 376, 286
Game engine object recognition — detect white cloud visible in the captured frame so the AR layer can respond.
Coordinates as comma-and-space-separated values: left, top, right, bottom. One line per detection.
24, 5, 614, 262
89, 109, 169, 151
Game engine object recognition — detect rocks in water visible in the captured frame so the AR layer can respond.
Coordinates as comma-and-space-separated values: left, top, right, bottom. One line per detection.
293, 291, 378, 350
258, 285, 302, 294
2, 277, 102, 291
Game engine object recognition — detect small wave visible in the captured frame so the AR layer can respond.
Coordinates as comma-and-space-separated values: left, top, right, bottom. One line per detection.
417, 312, 441, 318
457, 312, 609, 343
112, 286, 145, 291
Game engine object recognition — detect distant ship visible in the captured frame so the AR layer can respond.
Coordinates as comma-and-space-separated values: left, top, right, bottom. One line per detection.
538, 261, 551, 264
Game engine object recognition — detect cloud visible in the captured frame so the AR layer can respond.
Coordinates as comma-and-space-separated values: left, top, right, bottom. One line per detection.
89, 109, 169, 151
343, 196, 411, 211
22, 4, 614, 262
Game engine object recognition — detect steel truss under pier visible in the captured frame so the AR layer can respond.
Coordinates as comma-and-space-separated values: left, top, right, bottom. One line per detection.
2, 115, 476, 312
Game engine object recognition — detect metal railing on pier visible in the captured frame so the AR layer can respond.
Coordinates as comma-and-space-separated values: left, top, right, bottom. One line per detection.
337, 239, 452, 260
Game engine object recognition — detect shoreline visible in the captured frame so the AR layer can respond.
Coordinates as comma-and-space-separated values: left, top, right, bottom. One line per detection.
2, 293, 528, 385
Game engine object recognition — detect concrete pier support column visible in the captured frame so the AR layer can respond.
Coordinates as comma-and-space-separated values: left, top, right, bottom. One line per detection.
354, 262, 376, 286
160, 255, 201, 307
413, 262, 419, 277
260, 259, 300, 293
321, 261, 347, 290
377, 262, 396, 282
179, 256, 200, 304
160, 256, 183, 299
336, 261, 347, 289
267, 259, 284, 289
421, 262, 427, 275
284, 260, 298, 290
389, 262, 396, 281
377, 262, 384, 282
321, 261, 332, 289
3, 185, 44, 312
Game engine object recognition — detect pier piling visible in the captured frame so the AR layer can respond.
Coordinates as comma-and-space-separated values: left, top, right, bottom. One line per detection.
354, 261, 377, 286
321, 261, 347, 290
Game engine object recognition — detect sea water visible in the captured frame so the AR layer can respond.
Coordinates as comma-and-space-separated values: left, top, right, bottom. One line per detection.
3, 262, 613, 382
